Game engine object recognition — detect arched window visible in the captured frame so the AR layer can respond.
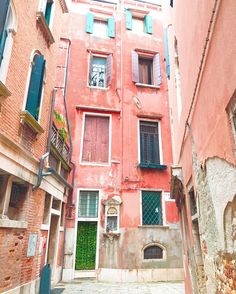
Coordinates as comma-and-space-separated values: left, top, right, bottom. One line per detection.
144, 245, 163, 260
25, 53, 46, 120
0, 0, 17, 84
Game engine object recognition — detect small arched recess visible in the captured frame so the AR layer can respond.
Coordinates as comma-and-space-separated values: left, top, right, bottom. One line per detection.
143, 243, 167, 260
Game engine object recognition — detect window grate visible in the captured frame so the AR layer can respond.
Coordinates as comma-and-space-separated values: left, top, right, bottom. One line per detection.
144, 245, 163, 259
78, 191, 99, 218
142, 191, 162, 225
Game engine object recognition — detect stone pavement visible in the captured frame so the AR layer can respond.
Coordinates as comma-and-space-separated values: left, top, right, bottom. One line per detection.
52, 279, 185, 294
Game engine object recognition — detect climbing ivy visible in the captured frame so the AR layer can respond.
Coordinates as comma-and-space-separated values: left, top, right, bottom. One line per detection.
75, 222, 97, 270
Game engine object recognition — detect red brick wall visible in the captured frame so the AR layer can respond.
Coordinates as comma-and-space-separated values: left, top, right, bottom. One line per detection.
0, 189, 45, 293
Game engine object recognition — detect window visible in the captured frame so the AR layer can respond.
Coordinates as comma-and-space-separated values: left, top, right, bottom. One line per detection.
25, 53, 46, 120
140, 121, 160, 165
126, 10, 153, 34
0, 173, 28, 223
0, 0, 16, 87
132, 18, 144, 34
106, 207, 118, 232
144, 245, 163, 259
164, 27, 170, 79
142, 191, 162, 225
93, 20, 108, 38
38, 0, 54, 27
86, 13, 115, 38
139, 58, 153, 85
82, 115, 110, 163
42, 193, 51, 225
88, 54, 112, 88
78, 191, 99, 218
132, 51, 161, 87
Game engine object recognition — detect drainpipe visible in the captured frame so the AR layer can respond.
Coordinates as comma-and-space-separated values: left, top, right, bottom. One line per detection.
33, 89, 57, 191
60, 37, 75, 218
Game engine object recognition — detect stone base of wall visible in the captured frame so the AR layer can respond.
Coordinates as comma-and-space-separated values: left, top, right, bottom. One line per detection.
3, 278, 40, 294
97, 268, 184, 283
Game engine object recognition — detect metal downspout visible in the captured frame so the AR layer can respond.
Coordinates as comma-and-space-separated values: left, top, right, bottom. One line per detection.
33, 89, 57, 191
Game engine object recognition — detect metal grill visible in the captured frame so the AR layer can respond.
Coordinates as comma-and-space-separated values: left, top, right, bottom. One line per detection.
142, 191, 162, 225
78, 191, 99, 218
51, 123, 69, 162
144, 245, 163, 259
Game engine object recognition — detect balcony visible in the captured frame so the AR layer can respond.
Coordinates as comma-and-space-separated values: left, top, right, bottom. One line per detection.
51, 123, 69, 162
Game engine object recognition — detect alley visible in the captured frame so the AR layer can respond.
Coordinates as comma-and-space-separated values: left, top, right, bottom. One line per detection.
52, 279, 185, 294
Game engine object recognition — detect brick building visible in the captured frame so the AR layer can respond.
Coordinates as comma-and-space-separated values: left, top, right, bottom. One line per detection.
0, 0, 72, 293
61, 0, 183, 283
163, 0, 236, 293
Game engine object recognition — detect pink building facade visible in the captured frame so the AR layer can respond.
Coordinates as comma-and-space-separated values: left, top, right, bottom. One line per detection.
61, 0, 183, 283
164, 0, 236, 293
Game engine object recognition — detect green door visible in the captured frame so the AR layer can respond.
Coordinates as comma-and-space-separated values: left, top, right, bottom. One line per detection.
75, 222, 97, 270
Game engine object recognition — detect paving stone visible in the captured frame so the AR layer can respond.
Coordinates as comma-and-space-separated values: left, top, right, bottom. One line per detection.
53, 280, 185, 294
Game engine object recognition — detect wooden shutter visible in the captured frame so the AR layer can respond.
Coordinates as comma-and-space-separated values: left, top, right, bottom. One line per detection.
108, 17, 115, 38
131, 50, 139, 83
0, 0, 10, 65
153, 53, 162, 86
106, 54, 112, 87
164, 28, 170, 79
25, 55, 45, 120
125, 10, 132, 30
86, 12, 94, 34
144, 15, 153, 34
45, 1, 53, 25
82, 116, 109, 163
140, 122, 160, 164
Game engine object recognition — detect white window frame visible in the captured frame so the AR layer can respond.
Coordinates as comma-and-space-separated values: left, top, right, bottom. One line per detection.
104, 205, 120, 234
38, 0, 55, 30
87, 53, 109, 90
93, 19, 108, 38
80, 112, 112, 166
137, 118, 163, 165
132, 17, 145, 34
0, 1, 17, 84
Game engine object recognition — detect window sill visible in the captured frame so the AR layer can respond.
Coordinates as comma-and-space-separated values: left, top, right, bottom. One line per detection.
0, 81, 11, 102
0, 218, 28, 229
36, 11, 55, 46
103, 232, 120, 242
88, 86, 109, 91
138, 225, 170, 229
135, 83, 160, 89
138, 163, 167, 170
80, 161, 110, 167
20, 110, 44, 134
41, 224, 49, 231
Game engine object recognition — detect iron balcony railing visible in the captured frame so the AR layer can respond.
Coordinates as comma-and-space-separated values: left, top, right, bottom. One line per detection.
51, 123, 69, 162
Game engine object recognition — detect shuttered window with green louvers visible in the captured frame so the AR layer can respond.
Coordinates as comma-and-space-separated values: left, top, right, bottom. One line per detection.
86, 13, 115, 38
140, 121, 160, 164
25, 54, 46, 120
0, 0, 10, 68
142, 191, 162, 225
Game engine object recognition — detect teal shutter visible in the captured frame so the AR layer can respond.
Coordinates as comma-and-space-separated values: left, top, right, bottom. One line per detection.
0, 0, 10, 66
144, 15, 153, 34
86, 13, 94, 34
108, 17, 115, 38
164, 28, 170, 79
142, 191, 162, 225
125, 10, 132, 30
26, 55, 45, 120
45, 1, 53, 25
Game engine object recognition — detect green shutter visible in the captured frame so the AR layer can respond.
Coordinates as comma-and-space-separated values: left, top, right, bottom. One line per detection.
86, 12, 94, 34
0, 0, 10, 66
45, 1, 53, 25
164, 28, 170, 79
108, 17, 115, 38
26, 55, 45, 120
142, 191, 162, 225
125, 10, 132, 30
144, 15, 153, 34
